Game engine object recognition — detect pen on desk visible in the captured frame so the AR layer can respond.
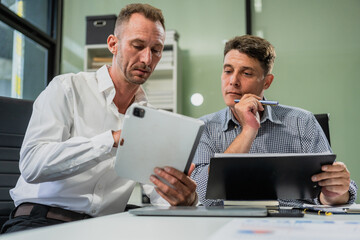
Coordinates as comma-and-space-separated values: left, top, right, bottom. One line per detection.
302, 208, 333, 216
234, 99, 279, 106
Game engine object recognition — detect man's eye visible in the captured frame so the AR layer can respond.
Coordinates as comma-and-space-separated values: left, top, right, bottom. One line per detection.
244, 72, 253, 76
151, 48, 161, 54
133, 45, 143, 50
224, 69, 232, 74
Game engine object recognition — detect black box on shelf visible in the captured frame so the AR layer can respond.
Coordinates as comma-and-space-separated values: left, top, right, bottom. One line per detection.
86, 14, 117, 45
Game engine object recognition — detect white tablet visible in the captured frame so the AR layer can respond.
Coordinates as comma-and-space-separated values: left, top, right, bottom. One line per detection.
114, 103, 204, 185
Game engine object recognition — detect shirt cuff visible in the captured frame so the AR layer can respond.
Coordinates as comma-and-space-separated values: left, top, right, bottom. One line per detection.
314, 179, 358, 205
91, 130, 114, 155
348, 180, 358, 204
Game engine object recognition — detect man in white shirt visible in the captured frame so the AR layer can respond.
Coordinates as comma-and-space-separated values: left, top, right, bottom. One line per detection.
1, 3, 197, 234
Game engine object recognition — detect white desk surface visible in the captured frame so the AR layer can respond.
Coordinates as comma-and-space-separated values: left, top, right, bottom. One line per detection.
1, 210, 360, 240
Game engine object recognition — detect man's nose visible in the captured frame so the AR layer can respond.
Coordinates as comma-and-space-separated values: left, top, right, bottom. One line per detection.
229, 74, 240, 86
140, 48, 152, 65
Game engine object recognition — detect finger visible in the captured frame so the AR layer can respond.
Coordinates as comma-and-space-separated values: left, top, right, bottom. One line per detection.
112, 130, 121, 147
249, 99, 264, 116
312, 162, 350, 181
250, 101, 258, 114
188, 163, 195, 176
162, 167, 196, 191
150, 174, 183, 199
317, 177, 351, 187
312, 170, 350, 182
322, 162, 348, 172
153, 185, 177, 205
153, 168, 197, 205
153, 168, 192, 197
150, 174, 187, 205
238, 95, 261, 109
256, 100, 264, 112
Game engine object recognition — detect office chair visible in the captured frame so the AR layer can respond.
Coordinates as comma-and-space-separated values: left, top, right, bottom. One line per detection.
314, 113, 331, 146
0, 96, 142, 227
0, 96, 33, 228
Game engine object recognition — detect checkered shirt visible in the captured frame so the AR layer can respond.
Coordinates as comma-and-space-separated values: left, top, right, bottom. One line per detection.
191, 104, 358, 207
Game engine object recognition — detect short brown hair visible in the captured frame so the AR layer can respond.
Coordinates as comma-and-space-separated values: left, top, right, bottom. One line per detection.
224, 35, 276, 75
115, 3, 165, 35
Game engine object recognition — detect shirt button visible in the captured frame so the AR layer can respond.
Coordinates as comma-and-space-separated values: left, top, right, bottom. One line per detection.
98, 184, 103, 190
100, 146, 106, 151
91, 209, 96, 214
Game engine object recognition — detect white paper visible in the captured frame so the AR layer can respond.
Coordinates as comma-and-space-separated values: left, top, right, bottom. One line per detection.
208, 219, 360, 240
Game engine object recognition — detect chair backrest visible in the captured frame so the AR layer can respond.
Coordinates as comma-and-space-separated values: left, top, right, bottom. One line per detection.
0, 96, 33, 228
314, 113, 331, 146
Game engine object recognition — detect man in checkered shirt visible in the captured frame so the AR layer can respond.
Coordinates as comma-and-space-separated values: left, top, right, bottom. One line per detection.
191, 35, 357, 207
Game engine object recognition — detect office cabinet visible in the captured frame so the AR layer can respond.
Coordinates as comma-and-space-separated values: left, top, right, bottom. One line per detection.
84, 44, 112, 71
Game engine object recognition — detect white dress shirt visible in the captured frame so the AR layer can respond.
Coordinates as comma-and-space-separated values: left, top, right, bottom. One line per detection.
10, 65, 168, 217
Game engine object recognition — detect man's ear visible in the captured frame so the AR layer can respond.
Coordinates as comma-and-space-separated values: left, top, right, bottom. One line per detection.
107, 35, 118, 55
263, 74, 274, 90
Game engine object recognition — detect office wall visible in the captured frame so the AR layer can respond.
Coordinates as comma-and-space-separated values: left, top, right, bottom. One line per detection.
61, 0, 246, 116
62, 0, 360, 202
252, 0, 360, 202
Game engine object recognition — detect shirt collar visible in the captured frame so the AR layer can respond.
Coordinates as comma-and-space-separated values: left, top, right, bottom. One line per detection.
221, 98, 282, 132
96, 65, 114, 93
221, 107, 237, 131
95, 65, 148, 106
261, 104, 282, 125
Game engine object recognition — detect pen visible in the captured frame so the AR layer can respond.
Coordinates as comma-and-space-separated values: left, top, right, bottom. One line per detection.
234, 99, 279, 106
302, 208, 333, 216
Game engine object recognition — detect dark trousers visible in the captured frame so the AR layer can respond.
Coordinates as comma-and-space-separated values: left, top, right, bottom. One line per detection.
1, 204, 65, 234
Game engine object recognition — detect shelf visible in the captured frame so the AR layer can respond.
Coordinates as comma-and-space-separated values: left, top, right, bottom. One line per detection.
84, 45, 112, 71
84, 30, 181, 113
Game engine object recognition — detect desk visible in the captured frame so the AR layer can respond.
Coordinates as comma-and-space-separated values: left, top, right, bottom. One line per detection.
1, 211, 360, 240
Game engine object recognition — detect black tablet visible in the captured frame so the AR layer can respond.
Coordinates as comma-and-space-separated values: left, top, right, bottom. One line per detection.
206, 153, 336, 200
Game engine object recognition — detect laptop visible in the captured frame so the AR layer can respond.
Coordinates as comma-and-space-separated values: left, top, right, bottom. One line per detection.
206, 153, 336, 200
114, 103, 204, 184
129, 205, 268, 217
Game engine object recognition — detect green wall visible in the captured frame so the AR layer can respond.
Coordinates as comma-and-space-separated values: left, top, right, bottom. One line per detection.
61, 0, 246, 117
252, 0, 360, 202
62, 0, 359, 202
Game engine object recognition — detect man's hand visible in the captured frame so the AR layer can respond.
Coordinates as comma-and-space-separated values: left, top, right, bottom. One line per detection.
233, 94, 264, 131
150, 163, 197, 206
225, 94, 264, 154
311, 161, 351, 205
112, 130, 121, 147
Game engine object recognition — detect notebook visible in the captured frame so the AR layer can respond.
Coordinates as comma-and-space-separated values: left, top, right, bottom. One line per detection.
114, 103, 205, 185
129, 205, 268, 217
206, 153, 336, 200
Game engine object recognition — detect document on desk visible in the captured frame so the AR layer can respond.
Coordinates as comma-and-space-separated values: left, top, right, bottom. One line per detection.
208, 219, 360, 240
